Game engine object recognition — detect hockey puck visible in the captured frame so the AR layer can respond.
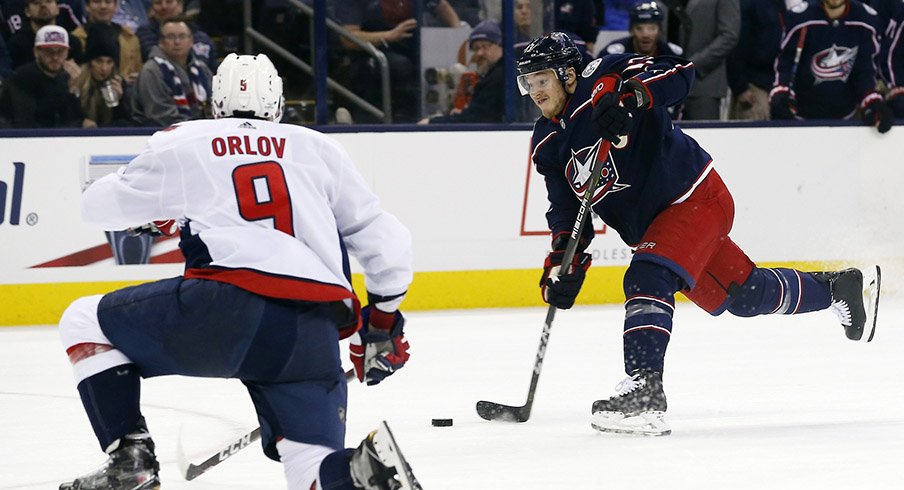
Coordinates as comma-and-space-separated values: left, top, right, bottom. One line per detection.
431, 418, 453, 427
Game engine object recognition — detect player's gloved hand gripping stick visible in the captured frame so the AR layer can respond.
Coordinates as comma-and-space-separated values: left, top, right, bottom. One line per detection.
476, 75, 627, 423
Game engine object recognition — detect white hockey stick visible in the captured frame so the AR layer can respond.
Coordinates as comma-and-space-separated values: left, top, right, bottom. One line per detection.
176, 369, 356, 480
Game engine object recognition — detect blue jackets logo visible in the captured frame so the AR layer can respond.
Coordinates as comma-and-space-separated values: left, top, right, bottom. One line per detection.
1, 162, 26, 225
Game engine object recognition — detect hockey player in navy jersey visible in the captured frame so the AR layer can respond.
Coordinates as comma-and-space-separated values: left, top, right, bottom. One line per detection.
518, 32, 881, 436
770, 0, 893, 132
57, 54, 420, 490
879, 0, 904, 116
601, 2, 683, 58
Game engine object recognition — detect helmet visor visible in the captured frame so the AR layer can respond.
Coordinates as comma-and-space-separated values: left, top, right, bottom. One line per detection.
516, 69, 559, 96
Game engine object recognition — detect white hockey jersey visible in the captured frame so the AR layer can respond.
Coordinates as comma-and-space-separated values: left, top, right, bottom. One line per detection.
82, 118, 413, 329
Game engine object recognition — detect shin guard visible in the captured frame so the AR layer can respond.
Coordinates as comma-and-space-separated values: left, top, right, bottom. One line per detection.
727, 267, 831, 317
623, 262, 683, 374
77, 364, 143, 452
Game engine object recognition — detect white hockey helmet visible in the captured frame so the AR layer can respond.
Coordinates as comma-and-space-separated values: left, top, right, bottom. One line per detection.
211, 53, 284, 122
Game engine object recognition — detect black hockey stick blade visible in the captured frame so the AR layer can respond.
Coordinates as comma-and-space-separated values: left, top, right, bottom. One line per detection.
475, 400, 531, 423
177, 426, 261, 481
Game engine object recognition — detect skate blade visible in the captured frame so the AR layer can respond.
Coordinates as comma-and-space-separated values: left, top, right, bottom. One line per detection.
860, 265, 880, 342
591, 410, 671, 436
372, 421, 423, 490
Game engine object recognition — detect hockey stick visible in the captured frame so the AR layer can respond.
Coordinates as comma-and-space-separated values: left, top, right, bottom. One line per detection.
476, 81, 621, 423
177, 369, 356, 480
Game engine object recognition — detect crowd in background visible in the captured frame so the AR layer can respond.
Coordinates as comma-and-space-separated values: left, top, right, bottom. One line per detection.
0, 0, 901, 129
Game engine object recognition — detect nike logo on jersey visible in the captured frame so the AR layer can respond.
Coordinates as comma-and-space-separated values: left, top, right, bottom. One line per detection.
211, 135, 286, 158
565, 139, 629, 205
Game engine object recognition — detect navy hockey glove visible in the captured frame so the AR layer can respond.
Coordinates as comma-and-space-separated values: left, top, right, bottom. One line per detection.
861, 99, 893, 134
128, 219, 178, 237
769, 90, 796, 120
591, 77, 646, 144
540, 233, 592, 310
350, 306, 410, 385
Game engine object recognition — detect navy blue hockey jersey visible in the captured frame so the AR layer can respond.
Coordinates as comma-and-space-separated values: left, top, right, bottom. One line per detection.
773, 0, 881, 119
529, 53, 713, 247
879, 0, 904, 88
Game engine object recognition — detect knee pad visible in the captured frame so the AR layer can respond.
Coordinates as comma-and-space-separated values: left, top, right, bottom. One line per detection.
277, 439, 337, 490
623, 260, 683, 311
60, 295, 131, 382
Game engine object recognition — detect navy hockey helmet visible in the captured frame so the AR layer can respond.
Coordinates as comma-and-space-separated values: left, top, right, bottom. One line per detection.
630, 2, 663, 25
516, 32, 583, 95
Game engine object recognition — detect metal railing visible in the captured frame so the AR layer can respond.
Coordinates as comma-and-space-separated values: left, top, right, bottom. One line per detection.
241, 0, 392, 123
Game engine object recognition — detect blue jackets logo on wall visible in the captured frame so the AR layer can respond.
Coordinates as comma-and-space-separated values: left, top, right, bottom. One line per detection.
1, 162, 26, 225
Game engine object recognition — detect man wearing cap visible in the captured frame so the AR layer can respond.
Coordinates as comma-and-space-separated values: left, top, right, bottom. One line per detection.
0, 24, 87, 127
418, 19, 505, 124
602, 2, 683, 58
6, 0, 83, 69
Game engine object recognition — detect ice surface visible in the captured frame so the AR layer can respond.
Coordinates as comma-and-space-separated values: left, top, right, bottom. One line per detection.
2, 303, 903, 489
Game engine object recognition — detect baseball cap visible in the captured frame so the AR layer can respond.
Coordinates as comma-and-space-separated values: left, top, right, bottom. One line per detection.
469, 20, 502, 48
34, 25, 69, 49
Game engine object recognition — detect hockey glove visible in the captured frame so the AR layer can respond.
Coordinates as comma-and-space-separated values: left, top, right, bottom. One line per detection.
349, 306, 410, 385
540, 233, 592, 310
769, 90, 796, 120
591, 77, 645, 144
861, 99, 893, 134
128, 219, 179, 237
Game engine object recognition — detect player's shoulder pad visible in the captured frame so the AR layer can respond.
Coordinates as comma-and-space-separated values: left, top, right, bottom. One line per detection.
605, 43, 626, 55
581, 57, 604, 78
667, 42, 684, 56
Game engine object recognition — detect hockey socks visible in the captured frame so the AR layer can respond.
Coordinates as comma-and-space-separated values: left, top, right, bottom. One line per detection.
727, 267, 831, 317
76, 364, 144, 452
622, 262, 681, 374
316, 449, 358, 490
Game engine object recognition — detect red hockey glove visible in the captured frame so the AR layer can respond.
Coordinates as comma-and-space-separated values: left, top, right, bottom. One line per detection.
128, 219, 179, 237
861, 98, 893, 134
591, 77, 645, 144
540, 233, 592, 310
349, 306, 410, 385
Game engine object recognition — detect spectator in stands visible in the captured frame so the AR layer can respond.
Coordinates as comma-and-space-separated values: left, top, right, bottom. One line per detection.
131, 17, 211, 126
602, 2, 683, 57
1, 0, 83, 40
556, 0, 600, 54
71, 0, 143, 84
112, 0, 152, 33
446, 0, 479, 27
771, 0, 891, 133
419, 19, 503, 124
677, 0, 740, 120
515, 0, 533, 44
0, 32, 12, 79
7, 0, 82, 69
726, 0, 784, 120
76, 26, 133, 126
0, 25, 86, 127
881, 0, 904, 117
333, 0, 461, 123
136, 0, 217, 70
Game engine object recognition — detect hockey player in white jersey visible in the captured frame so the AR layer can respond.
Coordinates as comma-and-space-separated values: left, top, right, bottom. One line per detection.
58, 53, 421, 490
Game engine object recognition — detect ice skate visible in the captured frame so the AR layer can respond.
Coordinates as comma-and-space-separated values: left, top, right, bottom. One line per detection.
814, 266, 881, 342
591, 369, 670, 436
349, 420, 422, 490
60, 432, 160, 490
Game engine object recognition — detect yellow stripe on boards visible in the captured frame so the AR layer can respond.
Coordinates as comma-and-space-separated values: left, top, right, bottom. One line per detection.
0, 261, 847, 326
